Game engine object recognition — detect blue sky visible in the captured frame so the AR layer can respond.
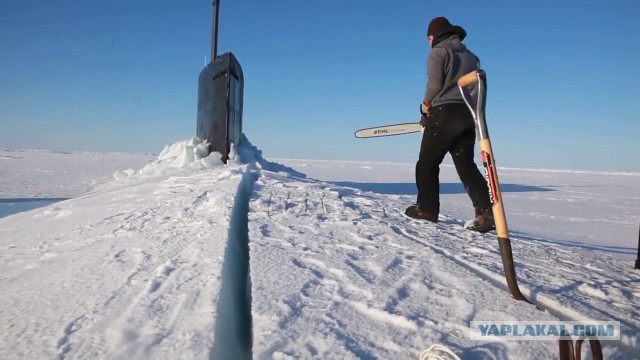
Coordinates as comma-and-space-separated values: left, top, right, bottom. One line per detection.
1, 0, 638, 172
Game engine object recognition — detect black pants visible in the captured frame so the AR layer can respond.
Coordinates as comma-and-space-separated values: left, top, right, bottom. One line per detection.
415, 102, 492, 214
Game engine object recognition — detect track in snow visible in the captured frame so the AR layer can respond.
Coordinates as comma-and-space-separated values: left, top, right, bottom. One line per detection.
210, 159, 259, 360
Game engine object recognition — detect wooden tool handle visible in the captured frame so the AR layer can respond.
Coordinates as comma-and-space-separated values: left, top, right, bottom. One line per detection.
457, 71, 479, 87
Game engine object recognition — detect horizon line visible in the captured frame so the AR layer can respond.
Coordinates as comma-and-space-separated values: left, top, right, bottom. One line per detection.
3, 147, 639, 177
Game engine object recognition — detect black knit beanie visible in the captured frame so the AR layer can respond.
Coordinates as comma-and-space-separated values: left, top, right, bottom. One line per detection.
427, 17, 452, 37
427, 16, 466, 45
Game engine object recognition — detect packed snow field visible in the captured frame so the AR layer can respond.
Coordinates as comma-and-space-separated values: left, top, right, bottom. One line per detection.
0, 138, 638, 359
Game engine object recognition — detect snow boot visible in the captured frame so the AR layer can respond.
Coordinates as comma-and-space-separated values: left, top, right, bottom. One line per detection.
464, 208, 495, 233
405, 204, 438, 223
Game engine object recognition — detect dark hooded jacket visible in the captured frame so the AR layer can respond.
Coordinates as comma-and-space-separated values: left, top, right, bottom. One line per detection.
423, 33, 480, 107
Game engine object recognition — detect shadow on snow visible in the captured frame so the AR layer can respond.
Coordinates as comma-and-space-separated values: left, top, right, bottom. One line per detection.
327, 181, 554, 196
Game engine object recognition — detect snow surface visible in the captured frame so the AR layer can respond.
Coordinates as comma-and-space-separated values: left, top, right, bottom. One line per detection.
0, 137, 638, 359
0, 148, 155, 199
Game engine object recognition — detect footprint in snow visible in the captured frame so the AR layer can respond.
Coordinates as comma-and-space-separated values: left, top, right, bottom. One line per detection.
345, 259, 377, 284
291, 258, 325, 279
56, 315, 86, 358
259, 223, 271, 237
383, 256, 404, 273
147, 259, 177, 293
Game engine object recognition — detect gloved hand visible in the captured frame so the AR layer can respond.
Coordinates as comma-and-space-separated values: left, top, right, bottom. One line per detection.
419, 102, 430, 127
419, 102, 430, 117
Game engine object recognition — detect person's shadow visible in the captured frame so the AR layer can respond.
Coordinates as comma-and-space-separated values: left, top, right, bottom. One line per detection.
326, 181, 553, 195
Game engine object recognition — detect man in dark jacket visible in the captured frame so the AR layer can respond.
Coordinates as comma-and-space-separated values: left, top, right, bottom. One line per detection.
405, 16, 495, 233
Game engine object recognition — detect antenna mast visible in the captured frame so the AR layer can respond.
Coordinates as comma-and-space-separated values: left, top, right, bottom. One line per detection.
211, 0, 220, 61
